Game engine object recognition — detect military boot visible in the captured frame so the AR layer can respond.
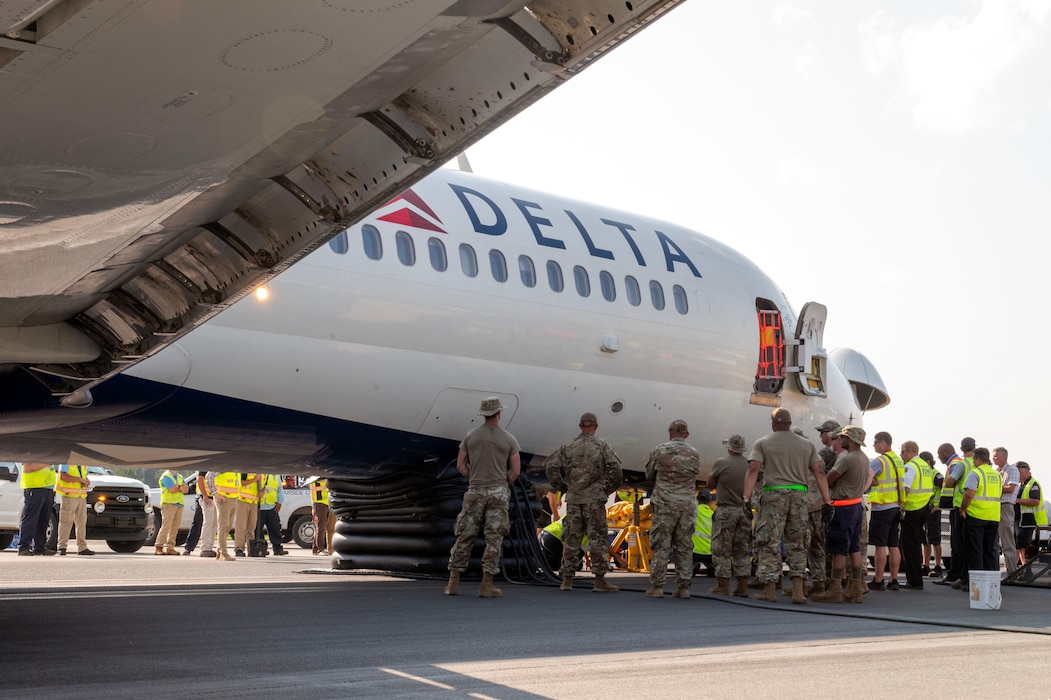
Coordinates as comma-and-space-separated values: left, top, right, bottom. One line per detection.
559, 577, 573, 591
673, 584, 691, 599
843, 567, 866, 603
791, 576, 807, 604
752, 582, 777, 602
444, 571, 460, 596
479, 572, 503, 598
781, 576, 793, 596
811, 569, 844, 603
593, 575, 618, 592
708, 577, 730, 595
732, 577, 750, 597
644, 585, 665, 598
807, 580, 827, 596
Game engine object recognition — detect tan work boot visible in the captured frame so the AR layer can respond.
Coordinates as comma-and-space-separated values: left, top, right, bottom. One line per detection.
444, 571, 460, 596
154, 545, 164, 556
479, 572, 502, 598
752, 582, 777, 602
807, 580, 827, 596
559, 577, 573, 591
791, 576, 807, 604
673, 584, 691, 599
593, 575, 618, 592
708, 577, 730, 595
843, 567, 866, 603
812, 569, 844, 603
732, 577, 750, 597
644, 585, 665, 598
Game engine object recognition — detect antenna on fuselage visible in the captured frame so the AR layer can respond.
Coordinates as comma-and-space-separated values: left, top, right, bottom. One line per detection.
456, 152, 474, 173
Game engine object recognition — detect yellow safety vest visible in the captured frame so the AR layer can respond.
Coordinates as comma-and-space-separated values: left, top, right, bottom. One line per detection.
238, 473, 260, 504
693, 504, 713, 555
260, 475, 280, 507
904, 457, 935, 512
952, 456, 974, 508
214, 472, 241, 499
21, 465, 56, 489
56, 465, 88, 498
1020, 479, 1048, 526
617, 489, 643, 503
940, 456, 963, 505
311, 479, 329, 505
966, 464, 1002, 521
159, 470, 185, 506
869, 451, 904, 506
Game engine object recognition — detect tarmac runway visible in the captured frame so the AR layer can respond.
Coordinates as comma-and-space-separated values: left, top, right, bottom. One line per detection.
1, 548, 1048, 699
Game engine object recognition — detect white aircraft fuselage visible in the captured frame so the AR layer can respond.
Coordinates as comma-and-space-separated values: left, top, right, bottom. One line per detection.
0, 170, 885, 478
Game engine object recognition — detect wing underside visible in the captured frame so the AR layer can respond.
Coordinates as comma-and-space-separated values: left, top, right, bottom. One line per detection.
0, 0, 682, 400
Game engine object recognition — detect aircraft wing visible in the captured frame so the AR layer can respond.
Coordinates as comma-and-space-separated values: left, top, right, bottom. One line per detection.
0, 0, 681, 402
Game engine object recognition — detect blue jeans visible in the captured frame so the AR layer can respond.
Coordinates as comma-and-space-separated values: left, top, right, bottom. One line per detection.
19, 488, 54, 552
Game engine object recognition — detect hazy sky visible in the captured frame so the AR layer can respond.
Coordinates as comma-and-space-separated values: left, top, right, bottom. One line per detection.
457, 0, 1050, 479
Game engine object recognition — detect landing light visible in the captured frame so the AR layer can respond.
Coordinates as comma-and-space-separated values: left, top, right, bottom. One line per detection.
254, 286, 269, 302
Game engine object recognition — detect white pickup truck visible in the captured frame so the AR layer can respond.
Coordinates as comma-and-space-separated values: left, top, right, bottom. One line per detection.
0, 463, 154, 553
145, 473, 316, 549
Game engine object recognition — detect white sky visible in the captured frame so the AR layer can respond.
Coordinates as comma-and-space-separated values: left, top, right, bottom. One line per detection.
456, 0, 1051, 481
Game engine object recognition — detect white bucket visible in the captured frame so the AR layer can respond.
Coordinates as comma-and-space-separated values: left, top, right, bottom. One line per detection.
968, 570, 1002, 610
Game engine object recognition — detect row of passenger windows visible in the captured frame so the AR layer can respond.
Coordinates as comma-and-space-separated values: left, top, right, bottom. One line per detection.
330, 226, 690, 314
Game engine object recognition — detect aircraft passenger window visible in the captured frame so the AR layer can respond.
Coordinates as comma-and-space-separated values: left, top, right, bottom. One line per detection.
489, 250, 508, 283
546, 260, 564, 292
573, 266, 591, 297
625, 275, 641, 306
599, 270, 616, 302
649, 280, 666, 310
428, 238, 447, 271
519, 255, 536, 288
328, 231, 349, 255
459, 244, 478, 278
673, 285, 688, 314
395, 232, 416, 266
362, 225, 382, 260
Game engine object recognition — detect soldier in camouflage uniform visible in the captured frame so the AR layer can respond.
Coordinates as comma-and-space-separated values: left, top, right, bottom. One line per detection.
545, 412, 623, 592
644, 419, 702, 599
743, 408, 831, 605
445, 397, 521, 598
706, 434, 752, 597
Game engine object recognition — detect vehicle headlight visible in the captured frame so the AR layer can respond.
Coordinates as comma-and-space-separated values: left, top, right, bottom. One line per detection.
93, 501, 106, 514
144, 503, 153, 515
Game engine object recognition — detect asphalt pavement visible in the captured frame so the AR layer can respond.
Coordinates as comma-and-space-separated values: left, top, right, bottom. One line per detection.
1, 548, 1049, 699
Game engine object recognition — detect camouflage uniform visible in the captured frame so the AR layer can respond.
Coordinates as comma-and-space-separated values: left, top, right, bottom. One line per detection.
546, 432, 623, 577
708, 450, 752, 579
645, 436, 701, 587
448, 485, 510, 574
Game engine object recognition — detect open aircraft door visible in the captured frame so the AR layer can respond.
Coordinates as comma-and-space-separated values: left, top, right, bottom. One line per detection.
788, 302, 828, 398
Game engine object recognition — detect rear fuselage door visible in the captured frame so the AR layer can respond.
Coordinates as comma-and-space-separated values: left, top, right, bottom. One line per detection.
789, 302, 828, 397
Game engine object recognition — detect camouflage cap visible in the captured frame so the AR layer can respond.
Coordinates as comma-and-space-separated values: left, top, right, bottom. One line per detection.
726, 434, 748, 453
668, 419, 688, 433
478, 396, 507, 417
816, 419, 842, 434
837, 425, 866, 446
792, 427, 805, 437
579, 412, 598, 426
771, 408, 792, 424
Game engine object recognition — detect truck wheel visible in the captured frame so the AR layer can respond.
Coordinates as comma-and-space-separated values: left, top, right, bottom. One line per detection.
142, 511, 161, 547
107, 540, 145, 553
46, 510, 59, 550
290, 514, 315, 549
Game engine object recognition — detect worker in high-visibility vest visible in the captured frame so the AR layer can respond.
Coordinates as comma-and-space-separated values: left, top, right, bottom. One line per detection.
310, 478, 330, 555
259, 474, 286, 555
958, 447, 1003, 589
899, 441, 934, 589
938, 437, 975, 585
233, 472, 260, 557
1015, 461, 1045, 565
56, 464, 93, 555
213, 472, 241, 561
692, 489, 714, 577
867, 431, 905, 591
156, 469, 187, 555
18, 463, 56, 556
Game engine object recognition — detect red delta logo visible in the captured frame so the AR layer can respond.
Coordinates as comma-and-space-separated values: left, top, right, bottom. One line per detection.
377, 188, 445, 233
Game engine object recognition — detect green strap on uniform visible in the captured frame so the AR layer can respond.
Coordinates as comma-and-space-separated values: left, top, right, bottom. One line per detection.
763, 484, 806, 491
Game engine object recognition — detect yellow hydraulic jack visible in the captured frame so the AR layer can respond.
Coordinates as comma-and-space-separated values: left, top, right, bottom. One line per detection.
607, 489, 651, 573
